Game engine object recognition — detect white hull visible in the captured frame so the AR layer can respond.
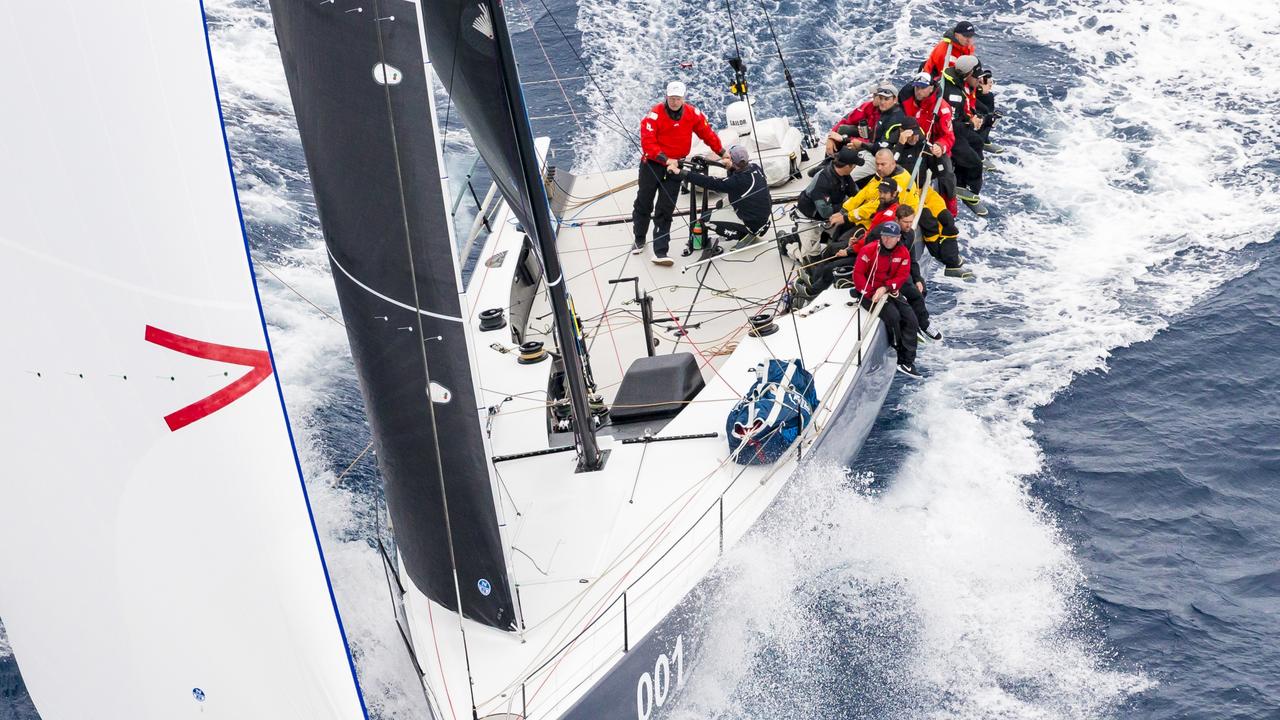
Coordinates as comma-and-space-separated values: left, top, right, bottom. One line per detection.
392, 144, 897, 719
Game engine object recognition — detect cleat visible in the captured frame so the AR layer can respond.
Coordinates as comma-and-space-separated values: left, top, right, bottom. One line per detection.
896, 363, 923, 379
955, 185, 979, 203
984, 141, 1005, 154
651, 254, 674, 266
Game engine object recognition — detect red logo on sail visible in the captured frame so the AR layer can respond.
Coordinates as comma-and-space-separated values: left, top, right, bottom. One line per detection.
145, 325, 274, 432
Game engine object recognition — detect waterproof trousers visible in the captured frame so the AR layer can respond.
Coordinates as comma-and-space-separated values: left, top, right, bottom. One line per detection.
860, 294, 918, 366
633, 160, 683, 257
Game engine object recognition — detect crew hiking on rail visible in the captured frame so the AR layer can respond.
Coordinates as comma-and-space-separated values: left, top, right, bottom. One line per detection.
628, 19, 999, 378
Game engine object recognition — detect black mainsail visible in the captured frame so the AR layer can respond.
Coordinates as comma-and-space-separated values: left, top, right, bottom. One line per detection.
269, 0, 516, 629
422, 0, 604, 470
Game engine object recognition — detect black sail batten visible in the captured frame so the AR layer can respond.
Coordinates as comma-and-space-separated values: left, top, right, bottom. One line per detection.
423, 0, 603, 470
269, 0, 516, 630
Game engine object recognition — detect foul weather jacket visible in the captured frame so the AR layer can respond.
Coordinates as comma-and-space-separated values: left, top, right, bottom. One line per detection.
830, 99, 882, 139
853, 239, 913, 296
640, 102, 724, 164
798, 163, 856, 220
940, 69, 979, 119
682, 163, 772, 234
843, 169, 949, 236
921, 31, 975, 77
898, 86, 956, 155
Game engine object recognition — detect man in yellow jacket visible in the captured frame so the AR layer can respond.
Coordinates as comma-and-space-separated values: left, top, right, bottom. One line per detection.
840, 148, 968, 275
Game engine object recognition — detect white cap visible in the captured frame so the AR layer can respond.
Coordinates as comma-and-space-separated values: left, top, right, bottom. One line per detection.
665, 80, 687, 98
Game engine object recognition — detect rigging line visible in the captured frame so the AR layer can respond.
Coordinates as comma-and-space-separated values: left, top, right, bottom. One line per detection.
759, 2, 817, 148
512, 1, 636, 148
669, 261, 711, 354
335, 440, 375, 484
513, 0, 629, 375
523, 0, 701, 243
258, 263, 346, 327
506, 297, 867, 695
523, 420, 797, 704
574, 225, 626, 377
723, 0, 806, 368
528, 0, 644, 154
371, 5, 480, 719
709, 260, 779, 360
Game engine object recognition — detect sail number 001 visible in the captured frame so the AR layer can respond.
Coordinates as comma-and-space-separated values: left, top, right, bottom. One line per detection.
635, 635, 684, 720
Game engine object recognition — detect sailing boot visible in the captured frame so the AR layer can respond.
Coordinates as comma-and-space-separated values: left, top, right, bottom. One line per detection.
984, 141, 1005, 154
918, 325, 943, 342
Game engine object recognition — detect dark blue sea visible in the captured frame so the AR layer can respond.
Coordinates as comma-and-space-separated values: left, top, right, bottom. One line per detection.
3, 0, 1278, 718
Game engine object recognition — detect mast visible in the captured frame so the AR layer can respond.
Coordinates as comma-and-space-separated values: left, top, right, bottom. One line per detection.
487, 0, 603, 471
421, 0, 603, 471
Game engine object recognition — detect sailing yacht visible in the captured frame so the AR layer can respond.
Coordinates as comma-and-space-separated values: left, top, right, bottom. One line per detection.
269, 1, 897, 718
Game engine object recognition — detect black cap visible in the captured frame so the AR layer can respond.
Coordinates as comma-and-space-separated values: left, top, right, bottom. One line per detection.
878, 181, 899, 194
954, 21, 977, 36
834, 148, 860, 167
900, 117, 921, 132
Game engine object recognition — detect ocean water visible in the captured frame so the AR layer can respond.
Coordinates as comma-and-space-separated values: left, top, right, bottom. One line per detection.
2, 0, 1278, 719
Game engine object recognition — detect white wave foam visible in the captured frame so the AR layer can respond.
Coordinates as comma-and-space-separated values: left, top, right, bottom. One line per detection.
205, 3, 430, 718
591, 0, 1280, 717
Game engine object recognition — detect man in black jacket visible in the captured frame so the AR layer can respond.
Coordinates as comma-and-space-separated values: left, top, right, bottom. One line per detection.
942, 56, 988, 215
680, 144, 773, 249
798, 147, 858, 227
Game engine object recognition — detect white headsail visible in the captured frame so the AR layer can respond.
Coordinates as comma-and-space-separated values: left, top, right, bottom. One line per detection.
0, 3, 366, 718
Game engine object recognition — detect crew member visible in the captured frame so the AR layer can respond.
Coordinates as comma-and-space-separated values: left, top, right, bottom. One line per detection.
797, 147, 860, 250
880, 117, 956, 205
898, 72, 958, 212
941, 56, 988, 215
888, 205, 941, 341
852, 221, 921, 377
634, 81, 727, 266
797, 180, 900, 300
921, 20, 977, 77
843, 148, 968, 275
679, 145, 772, 248
825, 83, 903, 183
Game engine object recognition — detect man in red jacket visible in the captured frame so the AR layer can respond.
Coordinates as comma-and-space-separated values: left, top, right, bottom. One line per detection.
899, 72, 958, 214
824, 83, 904, 184
853, 221, 921, 377
632, 81, 727, 265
